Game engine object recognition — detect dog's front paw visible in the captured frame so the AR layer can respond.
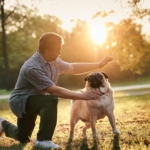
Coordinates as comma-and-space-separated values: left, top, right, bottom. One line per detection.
82, 133, 87, 138
92, 133, 98, 139
113, 129, 120, 135
69, 134, 74, 140
93, 135, 98, 139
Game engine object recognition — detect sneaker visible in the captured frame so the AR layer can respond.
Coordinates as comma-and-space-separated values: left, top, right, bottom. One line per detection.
34, 140, 60, 149
0, 117, 5, 137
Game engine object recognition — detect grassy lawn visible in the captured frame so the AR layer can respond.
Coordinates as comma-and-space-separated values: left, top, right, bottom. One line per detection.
0, 94, 150, 150
0, 89, 12, 95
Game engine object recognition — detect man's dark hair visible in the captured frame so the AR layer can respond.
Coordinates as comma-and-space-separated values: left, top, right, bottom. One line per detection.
38, 32, 64, 53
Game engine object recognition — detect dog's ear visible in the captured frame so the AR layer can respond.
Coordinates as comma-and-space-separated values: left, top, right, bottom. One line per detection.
84, 75, 89, 81
102, 72, 108, 79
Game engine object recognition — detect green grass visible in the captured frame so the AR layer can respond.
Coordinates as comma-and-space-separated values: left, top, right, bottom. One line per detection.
0, 94, 150, 150
0, 89, 12, 95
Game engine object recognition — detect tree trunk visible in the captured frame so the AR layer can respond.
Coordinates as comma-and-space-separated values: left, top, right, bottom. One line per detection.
0, 0, 12, 90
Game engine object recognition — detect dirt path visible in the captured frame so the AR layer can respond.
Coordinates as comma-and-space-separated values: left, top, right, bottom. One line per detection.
113, 83, 150, 91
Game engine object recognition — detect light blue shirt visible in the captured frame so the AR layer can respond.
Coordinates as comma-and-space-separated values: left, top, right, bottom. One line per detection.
9, 50, 69, 118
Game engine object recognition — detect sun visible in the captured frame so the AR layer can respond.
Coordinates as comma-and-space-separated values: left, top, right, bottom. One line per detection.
89, 18, 107, 44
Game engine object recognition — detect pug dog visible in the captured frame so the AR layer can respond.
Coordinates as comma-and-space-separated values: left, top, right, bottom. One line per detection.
69, 72, 120, 139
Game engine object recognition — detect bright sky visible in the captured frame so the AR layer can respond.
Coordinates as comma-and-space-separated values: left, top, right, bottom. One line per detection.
5, 0, 150, 43
6, 0, 125, 44
6, 0, 127, 28
9, 0, 149, 23
43, 0, 127, 31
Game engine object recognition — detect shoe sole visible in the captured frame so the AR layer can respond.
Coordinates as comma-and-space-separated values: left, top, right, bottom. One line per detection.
34, 144, 60, 149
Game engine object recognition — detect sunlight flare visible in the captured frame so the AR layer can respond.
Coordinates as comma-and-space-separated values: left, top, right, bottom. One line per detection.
89, 18, 106, 44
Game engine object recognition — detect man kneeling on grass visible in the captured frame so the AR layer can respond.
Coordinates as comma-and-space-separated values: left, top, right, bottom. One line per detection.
0, 32, 113, 149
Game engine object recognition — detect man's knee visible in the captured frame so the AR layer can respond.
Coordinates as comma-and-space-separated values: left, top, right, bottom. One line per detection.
48, 96, 58, 101
45, 96, 58, 105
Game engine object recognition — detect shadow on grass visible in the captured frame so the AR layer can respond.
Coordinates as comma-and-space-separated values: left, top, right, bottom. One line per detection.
65, 138, 99, 150
0, 143, 27, 150
65, 135, 121, 150
112, 135, 121, 150
65, 138, 72, 150
0, 135, 120, 150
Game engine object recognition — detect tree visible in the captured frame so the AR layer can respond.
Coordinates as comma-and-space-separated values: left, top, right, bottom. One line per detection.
103, 19, 150, 74
0, 0, 36, 89
0, 0, 15, 89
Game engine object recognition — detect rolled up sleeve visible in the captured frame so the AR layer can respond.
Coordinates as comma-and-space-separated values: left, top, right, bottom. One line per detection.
57, 57, 70, 74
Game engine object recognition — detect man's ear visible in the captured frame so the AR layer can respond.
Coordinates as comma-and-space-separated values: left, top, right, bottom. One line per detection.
102, 72, 108, 79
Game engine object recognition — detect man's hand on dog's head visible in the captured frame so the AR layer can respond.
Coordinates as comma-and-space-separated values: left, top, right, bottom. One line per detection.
81, 90, 101, 100
98, 56, 114, 68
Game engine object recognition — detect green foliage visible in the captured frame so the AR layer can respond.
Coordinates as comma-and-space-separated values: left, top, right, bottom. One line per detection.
103, 19, 150, 74
4, 5, 64, 69
0, 89, 12, 94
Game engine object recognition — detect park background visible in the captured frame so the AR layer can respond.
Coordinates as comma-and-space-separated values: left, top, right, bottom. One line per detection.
0, 0, 150, 90
0, 1, 150, 149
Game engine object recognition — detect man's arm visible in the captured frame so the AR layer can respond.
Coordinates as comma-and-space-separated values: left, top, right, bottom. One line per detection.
45, 85, 100, 100
64, 56, 114, 74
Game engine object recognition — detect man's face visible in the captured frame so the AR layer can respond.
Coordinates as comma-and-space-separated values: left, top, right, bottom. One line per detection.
47, 44, 62, 61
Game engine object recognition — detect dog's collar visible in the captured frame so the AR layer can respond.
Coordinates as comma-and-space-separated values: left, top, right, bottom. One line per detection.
92, 88, 106, 96
85, 84, 107, 96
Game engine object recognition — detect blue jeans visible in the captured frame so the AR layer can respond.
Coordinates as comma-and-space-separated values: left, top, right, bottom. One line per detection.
4, 95, 58, 143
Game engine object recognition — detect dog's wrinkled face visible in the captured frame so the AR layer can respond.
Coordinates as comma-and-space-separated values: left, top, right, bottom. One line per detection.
84, 72, 108, 88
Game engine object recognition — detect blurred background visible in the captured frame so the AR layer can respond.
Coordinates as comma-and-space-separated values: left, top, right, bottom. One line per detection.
0, 0, 150, 90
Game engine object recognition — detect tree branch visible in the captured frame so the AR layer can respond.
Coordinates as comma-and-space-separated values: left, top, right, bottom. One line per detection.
5, 7, 16, 22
